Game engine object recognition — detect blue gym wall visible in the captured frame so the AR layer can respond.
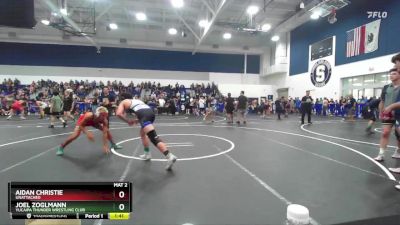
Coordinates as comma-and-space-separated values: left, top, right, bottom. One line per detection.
289, 0, 400, 76
0, 42, 260, 74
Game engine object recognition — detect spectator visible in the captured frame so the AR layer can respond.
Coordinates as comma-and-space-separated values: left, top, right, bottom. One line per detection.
236, 91, 247, 125
49, 91, 65, 128
275, 97, 283, 120
99, 87, 115, 123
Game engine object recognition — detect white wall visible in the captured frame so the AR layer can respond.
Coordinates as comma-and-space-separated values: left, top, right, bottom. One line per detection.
0, 65, 274, 99
209, 72, 272, 98
218, 84, 274, 99
261, 53, 397, 99
209, 72, 260, 85
0, 65, 209, 87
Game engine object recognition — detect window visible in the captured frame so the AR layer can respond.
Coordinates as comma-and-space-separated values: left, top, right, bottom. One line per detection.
374, 73, 389, 85
351, 76, 363, 88
342, 77, 352, 90
363, 75, 374, 87
364, 88, 373, 98
341, 72, 389, 99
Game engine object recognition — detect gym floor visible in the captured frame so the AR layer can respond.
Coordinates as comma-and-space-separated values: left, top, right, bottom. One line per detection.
1, 114, 400, 225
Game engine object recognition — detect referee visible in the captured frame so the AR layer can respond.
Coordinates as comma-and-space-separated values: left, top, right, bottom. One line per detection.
301, 90, 313, 125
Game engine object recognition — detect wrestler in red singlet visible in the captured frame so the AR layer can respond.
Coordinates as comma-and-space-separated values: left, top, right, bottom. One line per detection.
56, 107, 122, 156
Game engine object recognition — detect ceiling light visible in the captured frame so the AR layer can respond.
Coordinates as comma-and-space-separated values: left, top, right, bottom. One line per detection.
171, 0, 184, 8
136, 12, 147, 21
168, 28, 178, 35
41, 19, 50, 25
271, 35, 280, 42
223, 32, 232, 40
51, 12, 58, 16
300, 2, 305, 9
246, 5, 259, 15
310, 12, 320, 20
198, 20, 208, 28
60, 8, 68, 15
261, 24, 271, 32
109, 23, 118, 30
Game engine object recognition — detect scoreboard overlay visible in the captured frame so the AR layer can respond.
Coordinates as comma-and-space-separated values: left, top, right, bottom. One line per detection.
8, 182, 132, 220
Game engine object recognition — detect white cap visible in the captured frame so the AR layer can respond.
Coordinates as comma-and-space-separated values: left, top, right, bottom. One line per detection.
287, 204, 310, 225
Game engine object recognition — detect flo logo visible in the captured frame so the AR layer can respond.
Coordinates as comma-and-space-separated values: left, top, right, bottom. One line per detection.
310, 60, 332, 87
367, 11, 387, 19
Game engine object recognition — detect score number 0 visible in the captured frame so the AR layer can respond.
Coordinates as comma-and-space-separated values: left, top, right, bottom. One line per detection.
118, 191, 125, 211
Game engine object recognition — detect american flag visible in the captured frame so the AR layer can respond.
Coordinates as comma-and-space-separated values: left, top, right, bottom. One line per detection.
346, 25, 366, 57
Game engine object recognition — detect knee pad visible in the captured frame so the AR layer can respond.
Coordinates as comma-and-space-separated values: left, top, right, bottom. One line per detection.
147, 130, 162, 146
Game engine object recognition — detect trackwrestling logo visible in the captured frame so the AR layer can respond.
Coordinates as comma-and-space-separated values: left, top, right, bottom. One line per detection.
310, 60, 332, 87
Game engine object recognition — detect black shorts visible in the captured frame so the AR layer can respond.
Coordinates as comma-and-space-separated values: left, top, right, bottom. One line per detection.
63, 106, 72, 112
51, 111, 62, 116
369, 113, 377, 122
381, 119, 395, 125
136, 108, 155, 128
225, 106, 234, 114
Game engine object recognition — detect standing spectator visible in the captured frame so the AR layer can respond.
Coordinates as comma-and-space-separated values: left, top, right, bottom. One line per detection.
301, 90, 313, 125
204, 96, 215, 123
35, 92, 47, 119
283, 97, 289, 118
323, 97, 329, 116
295, 97, 301, 114
265, 100, 271, 117
91, 89, 99, 113
259, 99, 265, 118
347, 95, 356, 121
189, 97, 195, 115
274, 97, 283, 120
62, 89, 75, 127
236, 91, 247, 125
49, 91, 65, 128
169, 97, 177, 115
364, 97, 380, 134
99, 87, 115, 124
199, 96, 206, 115
158, 95, 166, 115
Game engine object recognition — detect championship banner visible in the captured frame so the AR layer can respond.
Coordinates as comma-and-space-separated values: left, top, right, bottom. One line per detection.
308, 36, 336, 88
